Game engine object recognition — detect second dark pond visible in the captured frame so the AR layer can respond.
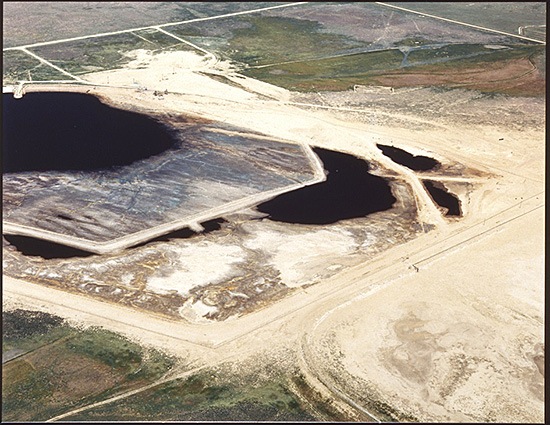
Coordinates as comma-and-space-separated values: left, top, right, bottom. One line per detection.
257, 148, 396, 224
377, 143, 440, 171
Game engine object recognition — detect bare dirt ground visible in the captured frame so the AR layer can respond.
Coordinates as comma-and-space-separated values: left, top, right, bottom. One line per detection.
304, 204, 544, 422
3, 49, 544, 421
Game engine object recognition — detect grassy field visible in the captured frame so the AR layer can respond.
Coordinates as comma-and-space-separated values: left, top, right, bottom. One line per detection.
2, 309, 175, 422
404, 43, 543, 70
3, 49, 70, 84
244, 48, 404, 92
169, 15, 372, 67
405, 43, 498, 65
383, 43, 546, 93
63, 370, 316, 421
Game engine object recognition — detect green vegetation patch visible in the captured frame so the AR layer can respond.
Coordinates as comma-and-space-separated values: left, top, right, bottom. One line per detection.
405, 43, 509, 65
27, 64, 74, 81
2, 309, 175, 422
406, 43, 544, 71
243, 48, 404, 92
170, 15, 371, 67
29, 33, 149, 75
2, 49, 69, 84
3, 309, 73, 353
396, 37, 431, 47
65, 371, 316, 421
3, 50, 40, 83
225, 16, 370, 67
64, 328, 143, 373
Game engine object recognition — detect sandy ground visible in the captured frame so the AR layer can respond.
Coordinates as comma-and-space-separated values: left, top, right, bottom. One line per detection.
145, 241, 247, 296
306, 206, 544, 422
3, 49, 544, 422
242, 228, 357, 288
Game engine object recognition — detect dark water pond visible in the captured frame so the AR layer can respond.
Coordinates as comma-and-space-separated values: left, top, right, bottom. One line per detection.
3, 235, 96, 259
423, 180, 461, 216
4, 218, 227, 259
256, 148, 396, 224
129, 218, 226, 249
377, 143, 439, 171
2, 92, 176, 173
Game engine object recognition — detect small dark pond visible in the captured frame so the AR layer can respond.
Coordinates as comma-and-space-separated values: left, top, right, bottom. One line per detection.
256, 148, 396, 224
129, 218, 226, 249
3, 235, 96, 259
4, 218, 227, 259
2, 92, 176, 173
377, 143, 440, 171
423, 180, 461, 216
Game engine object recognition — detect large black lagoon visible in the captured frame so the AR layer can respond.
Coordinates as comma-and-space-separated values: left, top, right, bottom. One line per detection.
3, 92, 176, 173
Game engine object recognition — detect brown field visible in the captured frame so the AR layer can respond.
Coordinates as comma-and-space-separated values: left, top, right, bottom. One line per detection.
372, 54, 545, 96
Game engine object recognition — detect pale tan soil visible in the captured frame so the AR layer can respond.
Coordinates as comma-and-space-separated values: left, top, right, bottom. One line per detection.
307, 207, 544, 422
3, 49, 544, 422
